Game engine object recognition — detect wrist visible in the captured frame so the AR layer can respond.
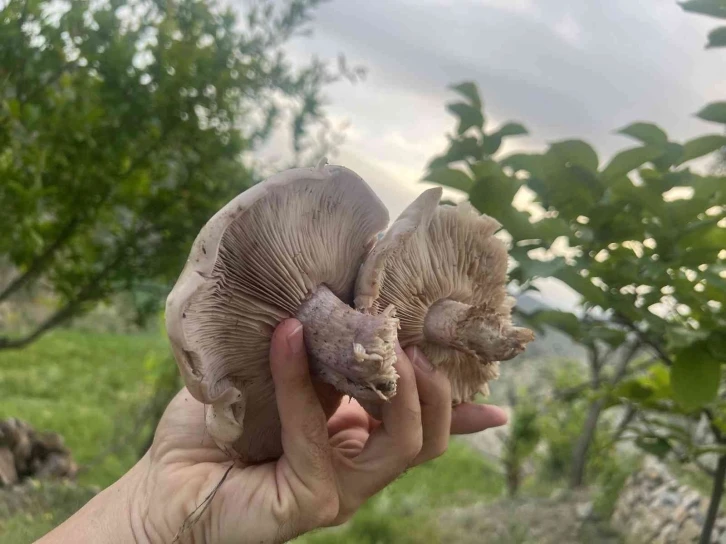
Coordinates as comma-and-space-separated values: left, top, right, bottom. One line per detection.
38, 454, 152, 544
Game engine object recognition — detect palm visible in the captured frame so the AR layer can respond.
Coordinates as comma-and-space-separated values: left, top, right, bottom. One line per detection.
142, 388, 384, 543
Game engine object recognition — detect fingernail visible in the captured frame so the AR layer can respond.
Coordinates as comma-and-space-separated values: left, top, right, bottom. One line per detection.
410, 346, 434, 372
286, 323, 304, 354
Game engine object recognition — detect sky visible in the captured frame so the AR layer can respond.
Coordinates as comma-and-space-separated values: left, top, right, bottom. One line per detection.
235, 0, 725, 308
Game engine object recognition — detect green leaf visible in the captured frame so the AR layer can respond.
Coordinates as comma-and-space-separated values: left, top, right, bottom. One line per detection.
588, 326, 627, 347
481, 134, 503, 155
680, 134, 726, 162
707, 26, 726, 47
680, 0, 726, 19
617, 122, 668, 146
428, 137, 481, 168
601, 146, 663, 180
549, 140, 599, 173
652, 142, 685, 171
666, 327, 711, 351
528, 309, 583, 340
447, 102, 485, 135
495, 122, 528, 137
450, 81, 482, 108
708, 331, 726, 361
424, 168, 474, 192
696, 101, 726, 124
635, 436, 672, 459
500, 153, 541, 173
671, 342, 722, 411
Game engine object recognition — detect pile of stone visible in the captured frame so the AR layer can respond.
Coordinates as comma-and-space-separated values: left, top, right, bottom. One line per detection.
0, 418, 77, 486
612, 456, 726, 543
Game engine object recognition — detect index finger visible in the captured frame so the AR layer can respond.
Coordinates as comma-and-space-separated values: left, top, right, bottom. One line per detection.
270, 319, 335, 489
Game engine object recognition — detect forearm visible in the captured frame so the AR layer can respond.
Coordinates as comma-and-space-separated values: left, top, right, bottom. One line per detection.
38, 456, 150, 544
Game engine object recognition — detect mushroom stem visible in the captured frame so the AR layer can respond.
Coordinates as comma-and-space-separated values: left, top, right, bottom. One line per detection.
423, 299, 534, 362
296, 285, 399, 402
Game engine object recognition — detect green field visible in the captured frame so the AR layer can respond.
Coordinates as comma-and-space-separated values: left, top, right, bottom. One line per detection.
0, 329, 504, 543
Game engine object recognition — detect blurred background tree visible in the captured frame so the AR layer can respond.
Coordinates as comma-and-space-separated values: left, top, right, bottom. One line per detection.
0, 0, 356, 348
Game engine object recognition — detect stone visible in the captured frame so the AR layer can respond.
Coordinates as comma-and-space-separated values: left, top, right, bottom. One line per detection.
0, 419, 76, 485
575, 501, 593, 520
683, 491, 703, 509
657, 491, 680, 508
0, 447, 18, 486
653, 522, 677, 544
679, 519, 703, 542
674, 504, 690, 525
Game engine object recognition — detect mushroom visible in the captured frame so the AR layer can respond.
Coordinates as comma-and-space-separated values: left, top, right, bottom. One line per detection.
355, 187, 534, 403
165, 160, 399, 462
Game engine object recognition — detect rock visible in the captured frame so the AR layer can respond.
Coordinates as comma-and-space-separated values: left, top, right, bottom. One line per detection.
680, 519, 702, 542
657, 491, 681, 508
0, 447, 18, 486
612, 455, 726, 544
653, 522, 677, 544
575, 501, 593, 520
0, 418, 76, 486
674, 504, 690, 525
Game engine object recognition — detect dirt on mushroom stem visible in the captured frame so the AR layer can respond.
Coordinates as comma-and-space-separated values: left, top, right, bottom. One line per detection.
423, 298, 535, 363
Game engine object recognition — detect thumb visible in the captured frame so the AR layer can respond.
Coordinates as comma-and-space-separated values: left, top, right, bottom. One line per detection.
270, 319, 334, 487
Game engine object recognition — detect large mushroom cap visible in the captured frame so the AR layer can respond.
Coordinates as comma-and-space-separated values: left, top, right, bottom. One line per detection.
166, 160, 396, 461
355, 187, 534, 403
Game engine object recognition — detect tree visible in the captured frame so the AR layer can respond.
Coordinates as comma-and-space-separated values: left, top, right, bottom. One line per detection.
424, 4, 725, 537
0, 0, 352, 348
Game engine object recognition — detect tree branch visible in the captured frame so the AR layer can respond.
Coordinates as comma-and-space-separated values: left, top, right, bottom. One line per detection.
0, 123, 177, 304
0, 216, 81, 303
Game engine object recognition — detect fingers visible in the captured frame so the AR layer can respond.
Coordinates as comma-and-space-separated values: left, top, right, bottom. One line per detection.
270, 319, 335, 490
451, 403, 508, 434
348, 343, 422, 494
406, 346, 452, 466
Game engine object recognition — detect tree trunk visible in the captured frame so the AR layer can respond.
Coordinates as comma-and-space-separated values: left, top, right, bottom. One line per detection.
570, 397, 606, 489
699, 453, 726, 544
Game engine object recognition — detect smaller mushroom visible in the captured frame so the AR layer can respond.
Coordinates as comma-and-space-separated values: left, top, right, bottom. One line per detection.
355, 187, 534, 402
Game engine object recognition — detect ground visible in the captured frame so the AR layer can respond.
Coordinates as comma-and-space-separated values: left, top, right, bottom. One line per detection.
0, 328, 624, 543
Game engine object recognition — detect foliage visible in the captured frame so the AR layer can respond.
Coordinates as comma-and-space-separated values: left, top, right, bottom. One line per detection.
0, 0, 348, 348
500, 390, 541, 497
426, 74, 725, 460
425, 3, 725, 536
681, 0, 726, 48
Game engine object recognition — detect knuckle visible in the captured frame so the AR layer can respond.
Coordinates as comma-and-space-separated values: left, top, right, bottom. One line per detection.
399, 429, 424, 464
432, 438, 449, 459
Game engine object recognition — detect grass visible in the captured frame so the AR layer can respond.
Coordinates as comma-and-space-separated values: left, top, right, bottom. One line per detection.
1, 328, 506, 543
0, 480, 97, 543
0, 328, 170, 487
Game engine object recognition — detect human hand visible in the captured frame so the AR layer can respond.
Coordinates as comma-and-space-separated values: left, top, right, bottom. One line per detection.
40, 318, 507, 544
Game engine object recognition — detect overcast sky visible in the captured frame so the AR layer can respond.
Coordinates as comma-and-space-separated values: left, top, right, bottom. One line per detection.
235, 0, 725, 308
245, 0, 725, 217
